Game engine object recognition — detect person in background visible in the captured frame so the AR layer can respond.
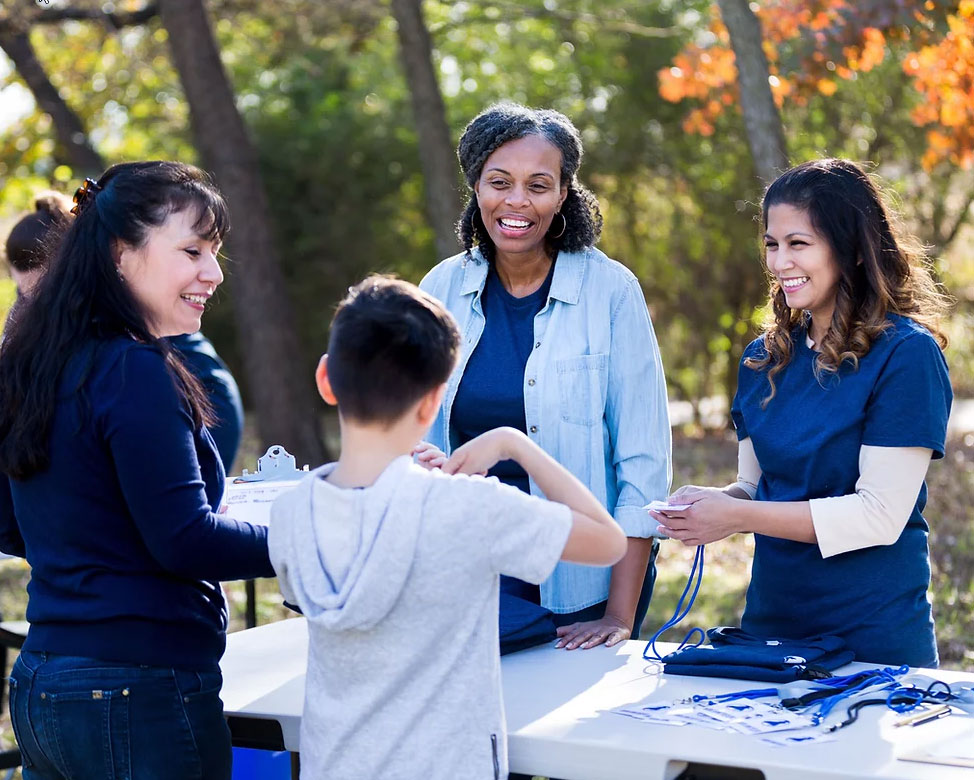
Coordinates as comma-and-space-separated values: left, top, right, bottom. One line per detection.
0, 162, 274, 779
419, 103, 671, 651
653, 159, 952, 668
3, 192, 73, 328
170, 331, 245, 472
269, 275, 625, 780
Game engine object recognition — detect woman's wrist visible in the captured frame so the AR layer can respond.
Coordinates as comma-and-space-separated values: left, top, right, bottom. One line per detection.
724, 483, 755, 501
717, 492, 751, 536
602, 610, 633, 631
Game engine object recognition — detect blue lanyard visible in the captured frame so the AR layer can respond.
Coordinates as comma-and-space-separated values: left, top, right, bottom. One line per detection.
643, 545, 705, 661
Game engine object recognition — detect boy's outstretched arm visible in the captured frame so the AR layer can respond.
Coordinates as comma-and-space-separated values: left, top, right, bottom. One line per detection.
444, 427, 627, 566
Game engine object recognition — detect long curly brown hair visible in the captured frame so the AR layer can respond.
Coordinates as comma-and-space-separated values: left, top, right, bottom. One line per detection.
747, 158, 950, 406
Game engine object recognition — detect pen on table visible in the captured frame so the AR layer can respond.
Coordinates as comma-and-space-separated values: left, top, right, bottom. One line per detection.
893, 704, 951, 727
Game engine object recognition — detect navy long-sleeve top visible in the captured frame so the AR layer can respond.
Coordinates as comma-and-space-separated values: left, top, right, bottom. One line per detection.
0, 337, 274, 671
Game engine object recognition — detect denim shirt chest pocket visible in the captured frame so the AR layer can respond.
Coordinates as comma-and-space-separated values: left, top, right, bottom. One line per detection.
556, 353, 608, 426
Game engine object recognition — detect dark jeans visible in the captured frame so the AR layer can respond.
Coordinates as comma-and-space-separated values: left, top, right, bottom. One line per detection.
9, 650, 231, 780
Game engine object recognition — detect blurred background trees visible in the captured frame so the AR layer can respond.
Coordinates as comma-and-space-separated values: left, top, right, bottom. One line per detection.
4, 0, 973, 431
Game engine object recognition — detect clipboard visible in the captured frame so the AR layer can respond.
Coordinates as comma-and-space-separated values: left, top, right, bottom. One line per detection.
223, 445, 308, 527
897, 725, 974, 768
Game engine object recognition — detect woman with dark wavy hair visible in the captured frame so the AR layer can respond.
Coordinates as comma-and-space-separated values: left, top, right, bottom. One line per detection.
654, 159, 952, 667
418, 103, 671, 653
0, 161, 274, 778
1, 188, 243, 473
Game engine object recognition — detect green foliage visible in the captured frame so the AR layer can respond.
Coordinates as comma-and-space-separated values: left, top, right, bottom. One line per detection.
0, 277, 16, 327
0, 18, 196, 188
925, 433, 974, 669
193, 7, 433, 373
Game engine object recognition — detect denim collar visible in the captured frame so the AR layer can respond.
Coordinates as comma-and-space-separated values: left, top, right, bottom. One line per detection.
459, 246, 586, 305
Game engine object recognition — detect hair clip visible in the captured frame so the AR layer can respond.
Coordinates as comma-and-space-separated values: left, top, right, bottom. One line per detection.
70, 177, 103, 215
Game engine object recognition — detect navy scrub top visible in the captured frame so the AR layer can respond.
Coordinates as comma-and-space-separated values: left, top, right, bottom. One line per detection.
731, 314, 951, 668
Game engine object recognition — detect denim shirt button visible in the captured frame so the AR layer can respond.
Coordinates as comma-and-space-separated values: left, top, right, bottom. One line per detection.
529, 425, 538, 433
534, 341, 541, 349
527, 378, 535, 386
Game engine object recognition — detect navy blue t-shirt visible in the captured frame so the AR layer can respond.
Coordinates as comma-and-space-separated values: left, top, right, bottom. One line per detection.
451, 261, 555, 603
451, 261, 555, 494
731, 315, 951, 667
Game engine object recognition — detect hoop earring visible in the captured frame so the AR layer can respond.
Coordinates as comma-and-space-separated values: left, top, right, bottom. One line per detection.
550, 212, 566, 239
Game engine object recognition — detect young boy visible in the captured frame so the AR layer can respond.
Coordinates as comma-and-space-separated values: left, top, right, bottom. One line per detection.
268, 276, 627, 780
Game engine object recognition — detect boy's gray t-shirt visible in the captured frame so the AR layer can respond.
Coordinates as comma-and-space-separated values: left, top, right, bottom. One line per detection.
268, 455, 573, 780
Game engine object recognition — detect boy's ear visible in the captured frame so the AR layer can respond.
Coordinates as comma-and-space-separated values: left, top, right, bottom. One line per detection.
315, 354, 338, 406
416, 383, 447, 427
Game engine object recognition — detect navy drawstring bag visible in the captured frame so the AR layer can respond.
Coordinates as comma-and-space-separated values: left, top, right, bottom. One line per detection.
499, 592, 557, 656
662, 627, 855, 682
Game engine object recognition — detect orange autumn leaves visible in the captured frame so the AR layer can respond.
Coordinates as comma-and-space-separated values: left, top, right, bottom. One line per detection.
904, 2, 974, 169
659, 27, 740, 136
660, 0, 974, 169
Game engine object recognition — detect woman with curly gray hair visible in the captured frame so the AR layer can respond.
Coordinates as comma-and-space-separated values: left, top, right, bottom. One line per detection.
419, 103, 671, 652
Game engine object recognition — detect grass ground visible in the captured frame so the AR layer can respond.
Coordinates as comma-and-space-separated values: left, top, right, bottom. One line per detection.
0, 429, 971, 769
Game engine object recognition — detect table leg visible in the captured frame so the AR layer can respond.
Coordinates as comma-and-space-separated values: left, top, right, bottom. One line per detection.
245, 580, 256, 628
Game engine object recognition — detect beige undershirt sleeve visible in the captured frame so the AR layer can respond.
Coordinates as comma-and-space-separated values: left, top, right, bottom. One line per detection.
809, 445, 933, 558
732, 436, 761, 500
735, 439, 933, 558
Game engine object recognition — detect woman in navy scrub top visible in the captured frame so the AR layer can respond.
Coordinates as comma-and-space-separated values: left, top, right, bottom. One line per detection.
653, 159, 951, 668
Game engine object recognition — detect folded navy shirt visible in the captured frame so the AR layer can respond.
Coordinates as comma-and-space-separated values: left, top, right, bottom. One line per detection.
663, 626, 854, 682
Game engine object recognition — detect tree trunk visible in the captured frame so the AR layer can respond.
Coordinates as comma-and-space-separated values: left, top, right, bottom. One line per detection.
157, 0, 325, 464
390, 0, 463, 260
0, 29, 105, 176
716, 0, 789, 186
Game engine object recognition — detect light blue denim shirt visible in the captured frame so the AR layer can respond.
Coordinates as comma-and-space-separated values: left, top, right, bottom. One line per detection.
420, 246, 672, 613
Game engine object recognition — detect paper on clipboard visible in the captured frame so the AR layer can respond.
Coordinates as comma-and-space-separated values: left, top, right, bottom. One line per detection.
222, 445, 308, 526
897, 725, 974, 769
223, 479, 302, 526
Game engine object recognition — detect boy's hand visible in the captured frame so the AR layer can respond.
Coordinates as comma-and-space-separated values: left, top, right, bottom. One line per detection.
412, 441, 447, 471
442, 427, 524, 477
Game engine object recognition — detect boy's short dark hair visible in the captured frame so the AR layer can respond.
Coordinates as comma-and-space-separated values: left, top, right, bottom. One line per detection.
328, 275, 460, 425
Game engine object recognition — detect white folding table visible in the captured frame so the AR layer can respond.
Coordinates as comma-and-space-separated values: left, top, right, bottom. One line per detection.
220, 617, 974, 779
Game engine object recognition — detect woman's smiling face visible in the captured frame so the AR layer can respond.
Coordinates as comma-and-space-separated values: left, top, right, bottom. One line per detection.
474, 134, 568, 264
116, 208, 224, 338
764, 202, 841, 333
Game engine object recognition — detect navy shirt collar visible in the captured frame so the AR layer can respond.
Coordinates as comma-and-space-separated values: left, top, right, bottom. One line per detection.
460, 245, 587, 304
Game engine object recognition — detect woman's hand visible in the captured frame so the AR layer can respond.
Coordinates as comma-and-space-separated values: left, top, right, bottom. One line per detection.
412, 441, 447, 471
555, 614, 631, 650
649, 486, 742, 546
